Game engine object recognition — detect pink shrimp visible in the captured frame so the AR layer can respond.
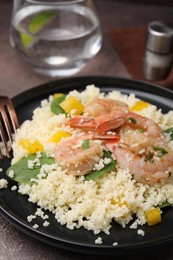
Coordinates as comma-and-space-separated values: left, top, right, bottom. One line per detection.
126, 112, 164, 139
84, 98, 128, 117
66, 97, 173, 184
54, 130, 120, 176
104, 112, 172, 184
54, 134, 104, 176
113, 145, 173, 184
118, 112, 165, 155
67, 98, 128, 134
68, 112, 127, 134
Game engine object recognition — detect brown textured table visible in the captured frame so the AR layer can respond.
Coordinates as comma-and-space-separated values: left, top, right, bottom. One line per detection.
1, 1, 173, 259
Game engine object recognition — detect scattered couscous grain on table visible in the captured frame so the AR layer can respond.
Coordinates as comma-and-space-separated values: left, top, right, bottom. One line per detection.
2, 84, 173, 236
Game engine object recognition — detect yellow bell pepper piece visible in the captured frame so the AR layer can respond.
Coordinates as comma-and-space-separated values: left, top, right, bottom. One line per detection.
48, 131, 71, 143
53, 93, 64, 99
130, 101, 149, 111
145, 208, 161, 226
59, 96, 84, 115
20, 139, 44, 154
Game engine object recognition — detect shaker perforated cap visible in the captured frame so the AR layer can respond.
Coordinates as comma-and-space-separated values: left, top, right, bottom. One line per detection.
147, 21, 173, 54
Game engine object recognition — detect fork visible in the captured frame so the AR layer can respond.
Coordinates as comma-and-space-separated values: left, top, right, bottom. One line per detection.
0, 96, 19, 159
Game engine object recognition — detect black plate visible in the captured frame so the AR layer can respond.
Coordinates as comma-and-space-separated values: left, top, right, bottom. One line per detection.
1, 76, 173, 255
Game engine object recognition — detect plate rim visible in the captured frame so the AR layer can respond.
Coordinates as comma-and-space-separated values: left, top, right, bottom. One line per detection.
11, 76, 173, 106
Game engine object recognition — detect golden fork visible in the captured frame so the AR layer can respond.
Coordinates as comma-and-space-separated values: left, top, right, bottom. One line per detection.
0, 96, 19, 159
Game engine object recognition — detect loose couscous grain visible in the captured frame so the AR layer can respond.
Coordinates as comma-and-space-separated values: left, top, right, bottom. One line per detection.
0, 179, 8, 189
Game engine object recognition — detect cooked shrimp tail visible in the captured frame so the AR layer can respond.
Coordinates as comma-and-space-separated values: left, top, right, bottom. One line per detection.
67, 116, 96, 130
68, 112, 126, 134
94, 112, 126, 134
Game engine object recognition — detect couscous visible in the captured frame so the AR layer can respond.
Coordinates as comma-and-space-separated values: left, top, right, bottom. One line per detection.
5, 85, 173, 235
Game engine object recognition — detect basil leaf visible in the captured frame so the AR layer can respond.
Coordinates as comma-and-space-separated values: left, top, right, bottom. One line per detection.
158, 202, 171, 208
82, 139, 90, 149
164, 127, 173, 141
85, 150, 116, 181
6, 152, 55, 184
50, 95, 66, 115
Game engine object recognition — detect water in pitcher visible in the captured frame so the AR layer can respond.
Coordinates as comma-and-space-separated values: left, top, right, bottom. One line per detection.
10, 4, 102, 77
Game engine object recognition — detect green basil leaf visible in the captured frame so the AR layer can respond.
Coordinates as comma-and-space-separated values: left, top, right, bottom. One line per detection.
164, 127, 173, 141
50, 95, 66, 115
85, 150, 116, 181
6, 152, 55, 184
158, 202, 171, 208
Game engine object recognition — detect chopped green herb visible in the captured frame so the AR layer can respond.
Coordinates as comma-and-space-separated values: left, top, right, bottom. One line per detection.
168, 171, 172, 178
82, 139, 90, 149
146, 151, 154, 162
85, 151, 116, 181
6, 152, 55, 184
154, 147, 168, 158
138, 128, 144, 133
50, 95, 66, 115
128, 117, 137, 124
164, 127, 173, 141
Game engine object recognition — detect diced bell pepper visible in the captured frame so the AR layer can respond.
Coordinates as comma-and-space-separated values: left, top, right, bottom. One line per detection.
130, 101, 149, 111
59, 96, 84, 115
145, 208, 161, 226
48, 131, 71, 143
20, 139, 44, 154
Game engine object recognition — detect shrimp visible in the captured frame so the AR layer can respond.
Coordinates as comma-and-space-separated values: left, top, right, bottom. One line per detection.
68, 99, 164, 139
126, 112, 164, 139
54, 135, 103, 176
114, 145, 173, 184
118, 111, 164, 155
84, 98, 128, 117
105, 113, 172, 184
66, 97, 173, 184
68, 112, 127, 134
67, 98, 128, 134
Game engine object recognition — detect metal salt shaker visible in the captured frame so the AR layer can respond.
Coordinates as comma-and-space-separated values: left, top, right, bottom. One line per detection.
143, 21, 173, 81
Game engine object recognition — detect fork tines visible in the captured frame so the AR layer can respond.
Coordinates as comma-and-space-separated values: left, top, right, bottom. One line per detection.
0, 96, 19, 159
